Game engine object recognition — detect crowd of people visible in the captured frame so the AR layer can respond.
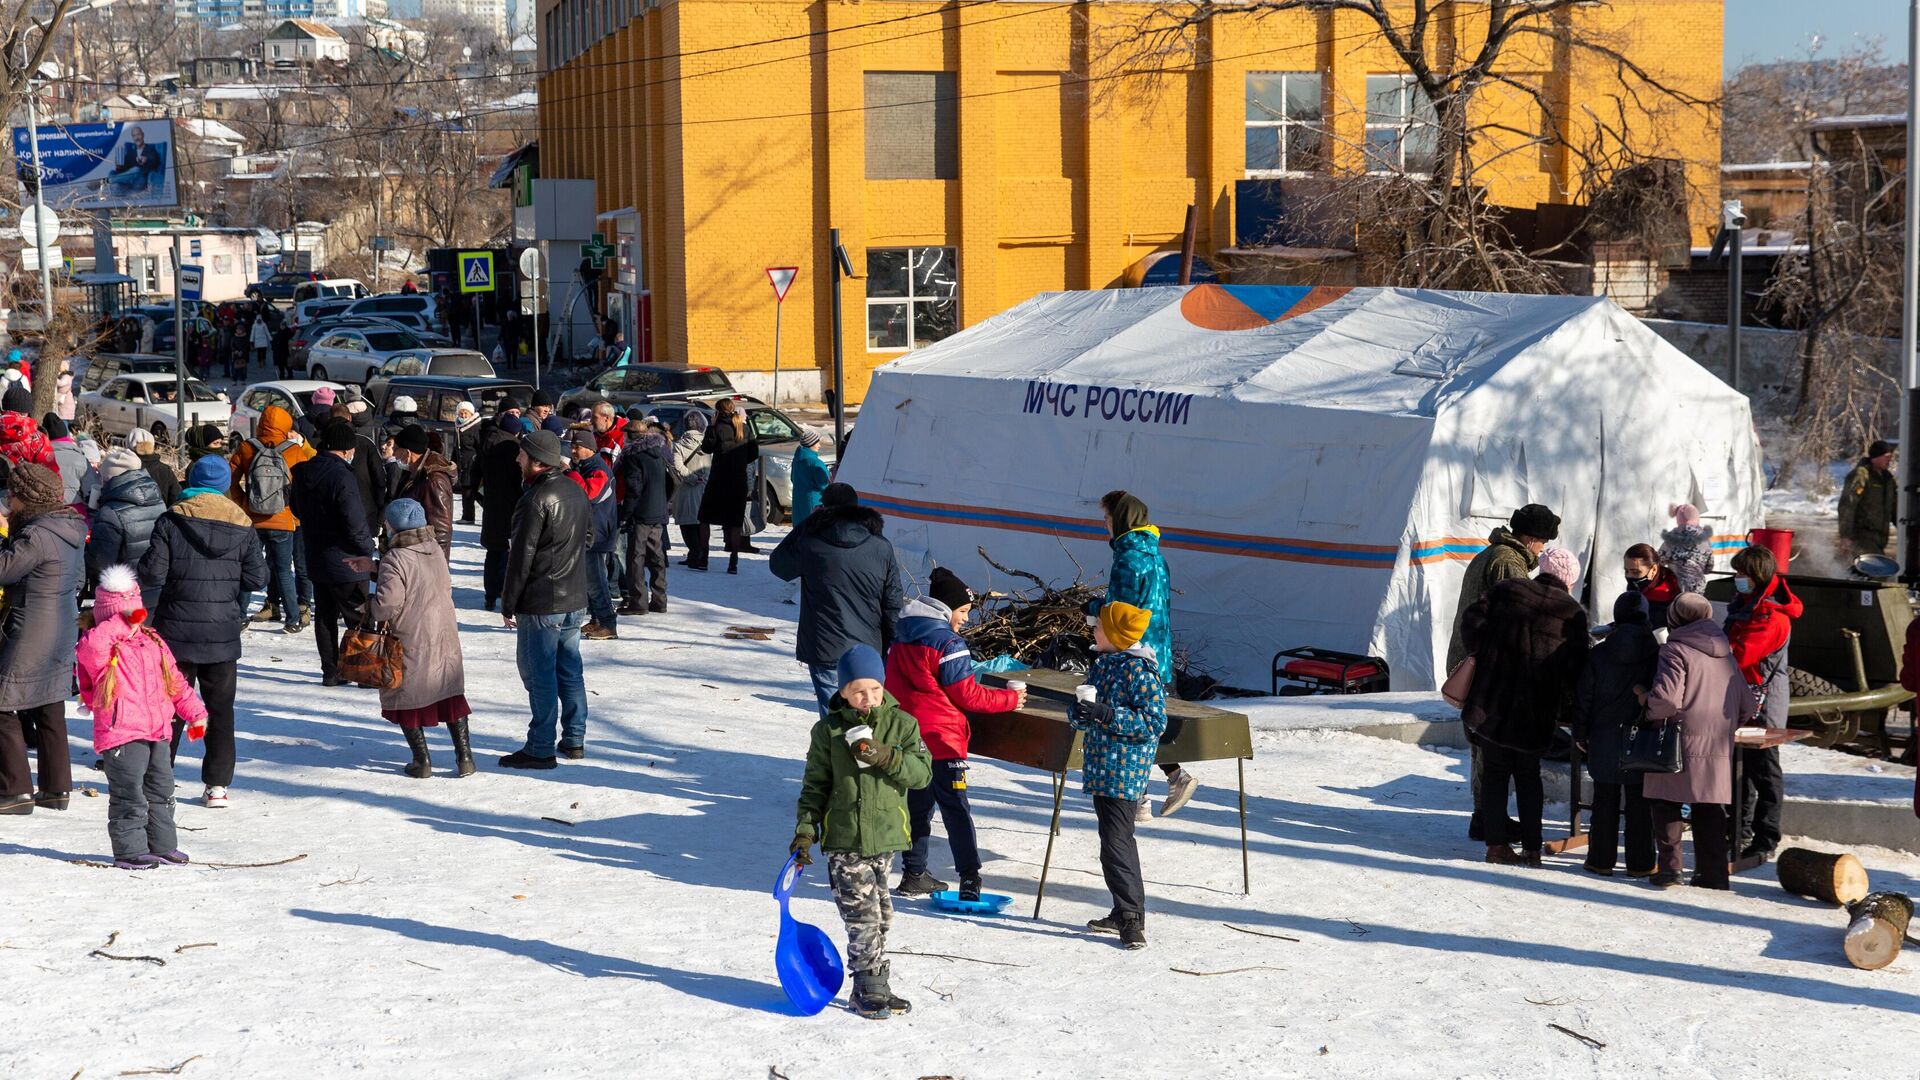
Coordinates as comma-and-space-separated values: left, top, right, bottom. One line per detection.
1446, 502, 1796, 888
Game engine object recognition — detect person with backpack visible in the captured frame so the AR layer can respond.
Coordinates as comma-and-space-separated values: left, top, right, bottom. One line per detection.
228, 405, 315, 634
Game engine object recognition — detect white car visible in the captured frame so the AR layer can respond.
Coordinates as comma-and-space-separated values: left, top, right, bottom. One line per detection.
230, 378, 346, 440
344, 293, 440, 330
291, 296, 356, 327
291, 278, 367, 306
304, 326, 434, 385
80, 372, 231, 442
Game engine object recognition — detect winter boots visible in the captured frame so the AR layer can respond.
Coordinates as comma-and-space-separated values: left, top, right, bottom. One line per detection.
34, 790, 69, 811
1160, 768, 1199, 817
849, 962, 911, 1019
403, 727, 433, 779
449, 720, 476, 777
959, 876, 982, 903
896, 871, 947, 896
251, 603, 280, 624
0, 793, 33, 815
1086, 911, 1147, 947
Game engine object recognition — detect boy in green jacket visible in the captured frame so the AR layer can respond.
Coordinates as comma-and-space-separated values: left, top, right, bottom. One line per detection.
790, 643, 932, 1019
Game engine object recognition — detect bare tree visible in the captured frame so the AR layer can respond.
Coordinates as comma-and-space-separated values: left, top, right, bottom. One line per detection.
1105, 0, 1716, 291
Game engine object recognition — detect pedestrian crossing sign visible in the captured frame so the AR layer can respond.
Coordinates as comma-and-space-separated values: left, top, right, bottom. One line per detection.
459, 251, 494, 294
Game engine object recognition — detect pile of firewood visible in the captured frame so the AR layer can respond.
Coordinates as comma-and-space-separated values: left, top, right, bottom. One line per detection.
960, 547, 1104, 666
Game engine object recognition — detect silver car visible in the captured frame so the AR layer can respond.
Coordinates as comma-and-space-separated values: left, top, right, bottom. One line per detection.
304, 326, 435, 386
635, 396, 834, 524
79, 372, 232, 442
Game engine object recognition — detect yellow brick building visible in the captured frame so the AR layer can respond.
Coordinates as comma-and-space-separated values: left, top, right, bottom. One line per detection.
535, 0, 1722, 399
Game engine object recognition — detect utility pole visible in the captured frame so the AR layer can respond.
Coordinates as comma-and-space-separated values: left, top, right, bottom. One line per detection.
1900, 0, 1920, 580
24, 88, 54, 334
172, 233, 186, 441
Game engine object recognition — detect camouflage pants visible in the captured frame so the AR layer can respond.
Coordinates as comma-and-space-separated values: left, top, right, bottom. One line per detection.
826, 851, 894, 974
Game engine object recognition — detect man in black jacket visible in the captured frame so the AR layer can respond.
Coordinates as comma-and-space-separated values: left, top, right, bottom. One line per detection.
769, 483, 903, 717
617, 423, 670, 615
138, 456, 268, 808
499, 429, 592, 769
476, 405, 528, 609
289, 423, 376, 686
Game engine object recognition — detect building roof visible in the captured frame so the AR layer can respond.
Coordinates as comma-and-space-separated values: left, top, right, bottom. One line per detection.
271, 18, 347, 40
180, 118, 247, 144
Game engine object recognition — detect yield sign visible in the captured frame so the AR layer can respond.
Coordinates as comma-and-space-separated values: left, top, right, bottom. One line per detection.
766, 266, 798, 302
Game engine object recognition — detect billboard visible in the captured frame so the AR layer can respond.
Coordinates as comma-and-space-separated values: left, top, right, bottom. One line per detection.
11, 118, 177, 211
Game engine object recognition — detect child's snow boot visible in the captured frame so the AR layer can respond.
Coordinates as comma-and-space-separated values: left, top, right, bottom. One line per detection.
959, 875, 982, 902
850, 962, 911, 1018
153, 850, 190, 865
896, 870, 947, 896
1118, 916, 1147, 950
114, 854, 162, 870
402, 727, 433, 779
448, 720, 477, 777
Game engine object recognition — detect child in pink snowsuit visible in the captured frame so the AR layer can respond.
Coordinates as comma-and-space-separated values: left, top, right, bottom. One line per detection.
78, 564, 207, 870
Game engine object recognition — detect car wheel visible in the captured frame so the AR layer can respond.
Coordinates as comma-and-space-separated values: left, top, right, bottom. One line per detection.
763, 479, 787, 526
311, 365, 328, 381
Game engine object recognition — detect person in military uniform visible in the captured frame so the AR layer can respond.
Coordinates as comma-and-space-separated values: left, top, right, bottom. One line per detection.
1837, 439, 1897, 557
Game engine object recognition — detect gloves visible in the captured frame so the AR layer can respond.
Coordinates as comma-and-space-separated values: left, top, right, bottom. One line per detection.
1070, 701, 1113, 727
789, 833, 812, 867
853, 740, 895, 769
185, 719, 207, 742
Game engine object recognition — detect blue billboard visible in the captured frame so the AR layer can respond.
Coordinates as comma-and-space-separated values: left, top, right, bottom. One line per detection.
10, 118, 177, 210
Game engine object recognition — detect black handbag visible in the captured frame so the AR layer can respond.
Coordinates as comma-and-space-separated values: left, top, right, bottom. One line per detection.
1619, 718, 1684, 774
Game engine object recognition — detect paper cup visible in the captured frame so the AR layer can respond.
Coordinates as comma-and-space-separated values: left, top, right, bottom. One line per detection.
1006, 681, 1027, 696
1075, 685, 1097, 704
844, 724, 874, 768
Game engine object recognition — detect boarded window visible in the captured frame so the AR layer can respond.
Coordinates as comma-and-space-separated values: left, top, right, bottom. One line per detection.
865, 72, 958, 180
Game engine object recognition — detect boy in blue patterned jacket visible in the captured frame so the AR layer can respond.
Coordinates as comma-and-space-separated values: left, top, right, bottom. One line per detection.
1068, 600, 1168, 949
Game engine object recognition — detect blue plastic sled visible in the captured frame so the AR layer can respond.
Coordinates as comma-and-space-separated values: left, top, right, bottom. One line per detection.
772, 854, 845, 1016
927, 889, 1016, 915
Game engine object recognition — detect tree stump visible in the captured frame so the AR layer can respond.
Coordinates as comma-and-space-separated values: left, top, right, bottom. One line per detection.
1843, 892, 1913, 971
1776, 847, 1869, 906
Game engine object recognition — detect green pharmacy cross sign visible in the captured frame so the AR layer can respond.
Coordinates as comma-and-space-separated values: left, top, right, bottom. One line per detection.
581, 232, 615, 270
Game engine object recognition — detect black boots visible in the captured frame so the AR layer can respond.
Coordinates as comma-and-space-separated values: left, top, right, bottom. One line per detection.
34, 791, 69, 811
849, 962, 911, 1019
727, 552, 739, 574
448, 719, 476, 777
895, 870, 946, 896
0, 793, 33, 815
403, 726, 432, 778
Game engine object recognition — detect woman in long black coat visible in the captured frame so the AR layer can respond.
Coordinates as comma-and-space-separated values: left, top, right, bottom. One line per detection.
0, 463, 87, 813
695, 399, 759, 575
1571, 590, 1660, 877
475, 413, 528, 609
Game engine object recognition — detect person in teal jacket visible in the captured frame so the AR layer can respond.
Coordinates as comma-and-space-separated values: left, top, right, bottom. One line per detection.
788, 429, 832, 526
1098, 489, 1193, 820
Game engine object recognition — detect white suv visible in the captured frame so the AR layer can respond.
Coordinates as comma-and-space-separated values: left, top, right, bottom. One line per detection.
345, 293, 441, 332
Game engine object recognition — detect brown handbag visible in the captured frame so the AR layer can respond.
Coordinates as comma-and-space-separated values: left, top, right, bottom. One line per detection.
340, 622, 405, 691
1440, 656, 1476, 709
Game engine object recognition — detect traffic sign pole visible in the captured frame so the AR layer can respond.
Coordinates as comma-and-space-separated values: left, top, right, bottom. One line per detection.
173, 234, 186, 442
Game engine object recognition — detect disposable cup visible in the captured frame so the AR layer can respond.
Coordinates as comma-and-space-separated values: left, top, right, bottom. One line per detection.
844, 724, 874, 768
1075, 685, 1097, 704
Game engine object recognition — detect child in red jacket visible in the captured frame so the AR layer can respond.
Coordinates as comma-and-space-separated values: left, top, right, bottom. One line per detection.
885, 568, 1025, 900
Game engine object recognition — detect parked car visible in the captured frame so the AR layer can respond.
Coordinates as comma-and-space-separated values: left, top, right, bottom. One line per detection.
628, 395, 833, 524
229, 378, 346, 440
71, 352, 181, 395
555, 362, 736, 415
344, 293, 441, 330
291, 296, 356, 327
291, 279, 368, 306
369, 375, 535, 448
289, 316, 452, 370
303, 326, 435, 385
79, 372, 231, 442
364, 350, 492, 403
153, 315, 215, 356
247, 269, 323, 303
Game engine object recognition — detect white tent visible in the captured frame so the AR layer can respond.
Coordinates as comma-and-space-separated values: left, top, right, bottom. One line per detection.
836, 284, 1764, 691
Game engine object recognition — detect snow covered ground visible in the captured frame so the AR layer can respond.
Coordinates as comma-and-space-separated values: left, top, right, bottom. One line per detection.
6, 525, 1920, 1079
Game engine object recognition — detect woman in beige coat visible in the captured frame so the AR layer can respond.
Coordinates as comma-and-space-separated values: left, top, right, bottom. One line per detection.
368, 499, 472, 778
1641, 593, 1758, 890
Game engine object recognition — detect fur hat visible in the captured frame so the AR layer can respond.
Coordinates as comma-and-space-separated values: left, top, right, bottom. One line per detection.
1099, 601, 1153, 652
391, 395, 419, 414
928, 567, 973, 613
1510, 503, 1561, 541
93, 564, 145, 622
100, 447, 144, 486
126, 428, 155, 452
1668, 503, 1701, 528
1536, 546, 1581, 588
8, 461, 62, 512
836, 643, 885, 689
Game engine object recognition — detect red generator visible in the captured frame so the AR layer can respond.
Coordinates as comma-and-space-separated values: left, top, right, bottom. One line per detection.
1271, 647, 1391, 696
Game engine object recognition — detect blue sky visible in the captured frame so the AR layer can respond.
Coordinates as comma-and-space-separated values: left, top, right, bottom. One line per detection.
1725, 2, 1908, 68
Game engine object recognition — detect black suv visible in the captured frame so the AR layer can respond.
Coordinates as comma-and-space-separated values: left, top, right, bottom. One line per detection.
247, 270, 323, 303
370, 375, 536, 443
556, 362, 735, 416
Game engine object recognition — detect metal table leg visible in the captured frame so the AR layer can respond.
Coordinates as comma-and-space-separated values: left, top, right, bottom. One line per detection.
1033, 769, 1067, 918
1239, 757, 1250, 894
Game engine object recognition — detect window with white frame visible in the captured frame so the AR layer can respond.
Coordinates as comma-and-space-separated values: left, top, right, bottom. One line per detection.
1365, 74, 1439, 175
1244, 71, 1323, 176
866, 247, 957, 351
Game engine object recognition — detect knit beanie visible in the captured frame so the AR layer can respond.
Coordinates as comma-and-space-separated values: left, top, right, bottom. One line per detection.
1101, 490, 1150, 536
1510, 503, 1561, 541
126, 427, 155, 452
93, 564, 144, 622
311, 385, 336, 407
1612, 591, 1649, 626
531, 389, 554, 409
392, 395, 419, 415
1669, 503, 1701, 528
1669, 592, 1713, 627
1, 383, 30, 415
799, 429, 822, 449
100, 447, 143, 486
927, 567, 973, 613
8, 461, 62, 512
323, 422, 358, 452
186, 455, 231, 492
822, 482, 858, 509
394, 425, 429, 454
1099, 601, 1153, 652
1536, 546, 1581, 588
385, 497, 427, 533
837, 643, 886, 689
41, 413, 68, 439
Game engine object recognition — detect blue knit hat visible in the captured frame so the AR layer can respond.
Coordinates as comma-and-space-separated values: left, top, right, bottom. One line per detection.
186, 455, 230, 491
837, 644, 885, 689
385, 497, 427, 533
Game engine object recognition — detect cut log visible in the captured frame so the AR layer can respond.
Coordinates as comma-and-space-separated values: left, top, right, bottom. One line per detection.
1842, 892, 1913, 971
1776, 847, 1870, 906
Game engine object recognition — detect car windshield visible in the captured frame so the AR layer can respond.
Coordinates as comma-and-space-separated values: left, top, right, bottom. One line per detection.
432, 353, 493, 377
148, 380, 222, 404
365, 332, 420, 351
747, 407, 802, 443
473, 385, 530, 413
675, 368, 734, 393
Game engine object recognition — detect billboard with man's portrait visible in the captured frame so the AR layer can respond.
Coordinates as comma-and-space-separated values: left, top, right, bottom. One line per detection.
10, 118, 178, 210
